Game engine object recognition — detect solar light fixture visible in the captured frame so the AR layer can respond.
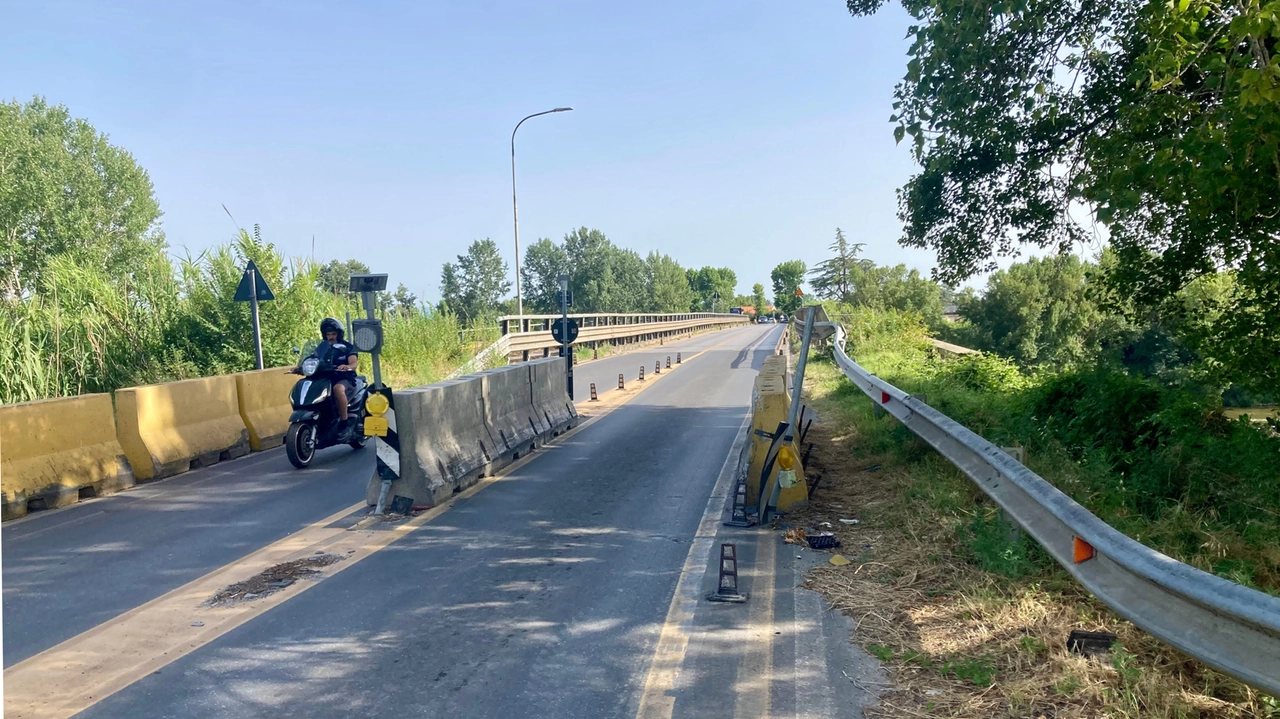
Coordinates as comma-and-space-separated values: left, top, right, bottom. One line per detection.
349, 274, 388, 293
352, 319, 383, 353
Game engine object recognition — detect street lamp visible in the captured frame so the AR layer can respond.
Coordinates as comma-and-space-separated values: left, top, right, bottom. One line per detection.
512, 107, 573, 324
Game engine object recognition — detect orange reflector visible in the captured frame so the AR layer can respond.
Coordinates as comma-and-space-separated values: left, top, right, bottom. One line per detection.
1073, 536, 1095, 563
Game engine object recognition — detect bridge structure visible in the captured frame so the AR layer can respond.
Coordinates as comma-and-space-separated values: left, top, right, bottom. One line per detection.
3, 308, 1278, 719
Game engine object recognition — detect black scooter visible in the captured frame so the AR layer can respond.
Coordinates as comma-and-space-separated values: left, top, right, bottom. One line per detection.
285, 342, 369, 468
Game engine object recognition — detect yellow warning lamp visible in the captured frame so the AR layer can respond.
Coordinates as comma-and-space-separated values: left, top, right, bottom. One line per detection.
366, 392, 390, 417
776, 445, 797, 471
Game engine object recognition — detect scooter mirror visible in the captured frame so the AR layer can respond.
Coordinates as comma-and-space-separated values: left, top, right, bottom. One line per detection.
291, 346, 301, 355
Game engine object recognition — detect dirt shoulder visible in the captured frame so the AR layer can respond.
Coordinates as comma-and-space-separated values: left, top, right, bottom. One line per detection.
789, 358, 1274, 718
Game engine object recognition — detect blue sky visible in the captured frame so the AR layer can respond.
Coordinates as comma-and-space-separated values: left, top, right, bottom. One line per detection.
1, 0, 936, 303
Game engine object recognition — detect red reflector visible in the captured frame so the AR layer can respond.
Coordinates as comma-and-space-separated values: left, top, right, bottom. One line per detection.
881, 391, 890, 404
1073, 536, 1095, 563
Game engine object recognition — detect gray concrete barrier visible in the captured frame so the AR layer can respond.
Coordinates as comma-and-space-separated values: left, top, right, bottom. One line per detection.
365, 356, 575, 508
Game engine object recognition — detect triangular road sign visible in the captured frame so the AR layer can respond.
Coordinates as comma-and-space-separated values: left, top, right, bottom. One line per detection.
234, 260, 275, 302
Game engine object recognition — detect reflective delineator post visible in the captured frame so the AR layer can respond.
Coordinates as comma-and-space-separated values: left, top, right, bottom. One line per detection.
590, 383, 598, 401
666, 356, 671, 368
639, 366, 645, 381
655, 361, 661, 375
618, 373, 625, 390
676, 352, 681, 364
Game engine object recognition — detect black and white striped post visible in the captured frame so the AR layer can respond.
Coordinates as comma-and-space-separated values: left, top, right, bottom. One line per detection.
371, 387, 399, 514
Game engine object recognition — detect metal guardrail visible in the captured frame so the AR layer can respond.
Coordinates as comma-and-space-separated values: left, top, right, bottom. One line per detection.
447, 312, 750, 379
806, 305, 1280, 694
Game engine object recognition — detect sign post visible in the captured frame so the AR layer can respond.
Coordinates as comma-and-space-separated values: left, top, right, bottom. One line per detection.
347, 274, 398, 514
233, 260, 275, 369
555, 274, 577, 400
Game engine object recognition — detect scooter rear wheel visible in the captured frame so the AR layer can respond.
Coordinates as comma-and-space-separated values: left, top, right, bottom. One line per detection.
286, 423, 317, 468
349, 434, 368, 450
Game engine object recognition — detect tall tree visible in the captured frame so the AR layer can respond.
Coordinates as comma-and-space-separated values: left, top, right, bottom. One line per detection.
645, 252, 695, 312
316, 259, 372, 296
520, 238, 570, 313
846, 0, 1280, 387
809, 228, 865, 302
770, 260, 807, 314
752, 283, 767, 316
439, 239, 509, 321
687, 266, 738, 312
960, 255, 1103, 368
0, 97, 166, 296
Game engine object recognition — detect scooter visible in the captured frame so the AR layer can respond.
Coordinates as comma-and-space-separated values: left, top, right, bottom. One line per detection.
284, 341, 369, 468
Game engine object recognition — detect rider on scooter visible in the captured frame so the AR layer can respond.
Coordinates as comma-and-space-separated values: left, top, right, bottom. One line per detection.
316, 318, 359, 441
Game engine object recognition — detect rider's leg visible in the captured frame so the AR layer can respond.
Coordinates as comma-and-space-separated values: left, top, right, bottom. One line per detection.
334, 382, 349, 421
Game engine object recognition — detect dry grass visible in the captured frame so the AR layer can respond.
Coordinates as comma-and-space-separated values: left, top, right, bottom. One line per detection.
790, 361, 1278, 718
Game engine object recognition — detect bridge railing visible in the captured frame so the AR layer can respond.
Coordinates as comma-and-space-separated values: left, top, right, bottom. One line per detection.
809, 305, 1280, 695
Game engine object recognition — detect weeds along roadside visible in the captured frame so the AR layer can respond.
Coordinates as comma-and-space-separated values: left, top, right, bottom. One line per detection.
792, 321, 1280, 717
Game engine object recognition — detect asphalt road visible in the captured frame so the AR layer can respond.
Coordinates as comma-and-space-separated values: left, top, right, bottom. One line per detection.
3, 323, 881, 718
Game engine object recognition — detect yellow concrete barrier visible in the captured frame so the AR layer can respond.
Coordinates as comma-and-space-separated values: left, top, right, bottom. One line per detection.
747, 373, 808, 513
236, 367, 297, 451
115, 376, 249, 481
1, 394, 134, 521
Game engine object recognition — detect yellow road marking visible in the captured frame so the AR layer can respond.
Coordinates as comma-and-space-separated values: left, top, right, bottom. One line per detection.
3, 334, 733, 719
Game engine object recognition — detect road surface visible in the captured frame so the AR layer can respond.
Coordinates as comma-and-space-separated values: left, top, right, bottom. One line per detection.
3, 324, 881, 718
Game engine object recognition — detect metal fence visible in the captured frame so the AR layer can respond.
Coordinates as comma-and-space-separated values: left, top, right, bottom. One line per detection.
808, 305, 1280, 695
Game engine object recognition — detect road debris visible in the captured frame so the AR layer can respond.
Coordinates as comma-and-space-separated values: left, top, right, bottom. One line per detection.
829, 554, 851, 566
205, 554, 345, 606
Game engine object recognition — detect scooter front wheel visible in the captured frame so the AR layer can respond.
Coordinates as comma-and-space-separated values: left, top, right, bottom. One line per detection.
286, 423, 317, 468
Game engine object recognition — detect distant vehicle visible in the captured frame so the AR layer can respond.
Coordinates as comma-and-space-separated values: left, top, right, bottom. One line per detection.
729, 307, 744, 314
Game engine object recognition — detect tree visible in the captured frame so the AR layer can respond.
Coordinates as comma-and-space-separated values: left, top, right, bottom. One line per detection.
959, 255, 1104, 368
809, 228, 866, 302
752, 283, 767, 316
771, 260, 807, 314
520, 238, 570, 313
560, 227, 647, 313
846, 0, 1280, 387
847, 262, 945, 326
688, 266, 738, 312
0, 97, 166, 296
316, 259, 372, 296
646, 252, 695, 312
390, 283, 418, 316
439, 239, 509, 321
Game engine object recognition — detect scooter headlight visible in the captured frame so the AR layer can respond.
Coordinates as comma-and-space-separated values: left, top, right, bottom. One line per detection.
301, 357, 320, 376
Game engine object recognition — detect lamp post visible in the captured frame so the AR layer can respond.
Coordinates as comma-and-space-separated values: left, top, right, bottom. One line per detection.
512, 107, 573, 324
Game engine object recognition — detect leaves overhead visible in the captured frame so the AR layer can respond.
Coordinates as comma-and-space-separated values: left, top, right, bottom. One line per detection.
848, 0, 1280, 388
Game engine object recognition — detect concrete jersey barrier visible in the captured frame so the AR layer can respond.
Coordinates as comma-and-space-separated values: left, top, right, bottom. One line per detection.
114, 375, 250, 481
236, 367, 298, 451
1, 394, 135, 521
366, 357, 576, 508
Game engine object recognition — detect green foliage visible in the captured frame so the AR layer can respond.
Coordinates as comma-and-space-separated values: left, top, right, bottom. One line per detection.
439, 238, 510, 322
752, 283, 767, 316
315, 259, 371, 296
1, 227, 481, 405
519, 237, 569, 313
770, 259, 807, 313
956, 255, 1104, 368
831, 307, 1280, 592
562, 227, 647, 313
846, 0, 1280, 391
687, 266, 737, 312
809, 228, 866, 301
0, 97, 166, 296
645, 252, 695, 312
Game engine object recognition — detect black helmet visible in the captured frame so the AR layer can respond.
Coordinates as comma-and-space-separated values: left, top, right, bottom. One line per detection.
320, 318, 345, 341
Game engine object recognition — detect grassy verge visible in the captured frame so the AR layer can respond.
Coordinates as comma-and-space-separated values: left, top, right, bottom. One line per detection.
791, 325, 1280, 717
